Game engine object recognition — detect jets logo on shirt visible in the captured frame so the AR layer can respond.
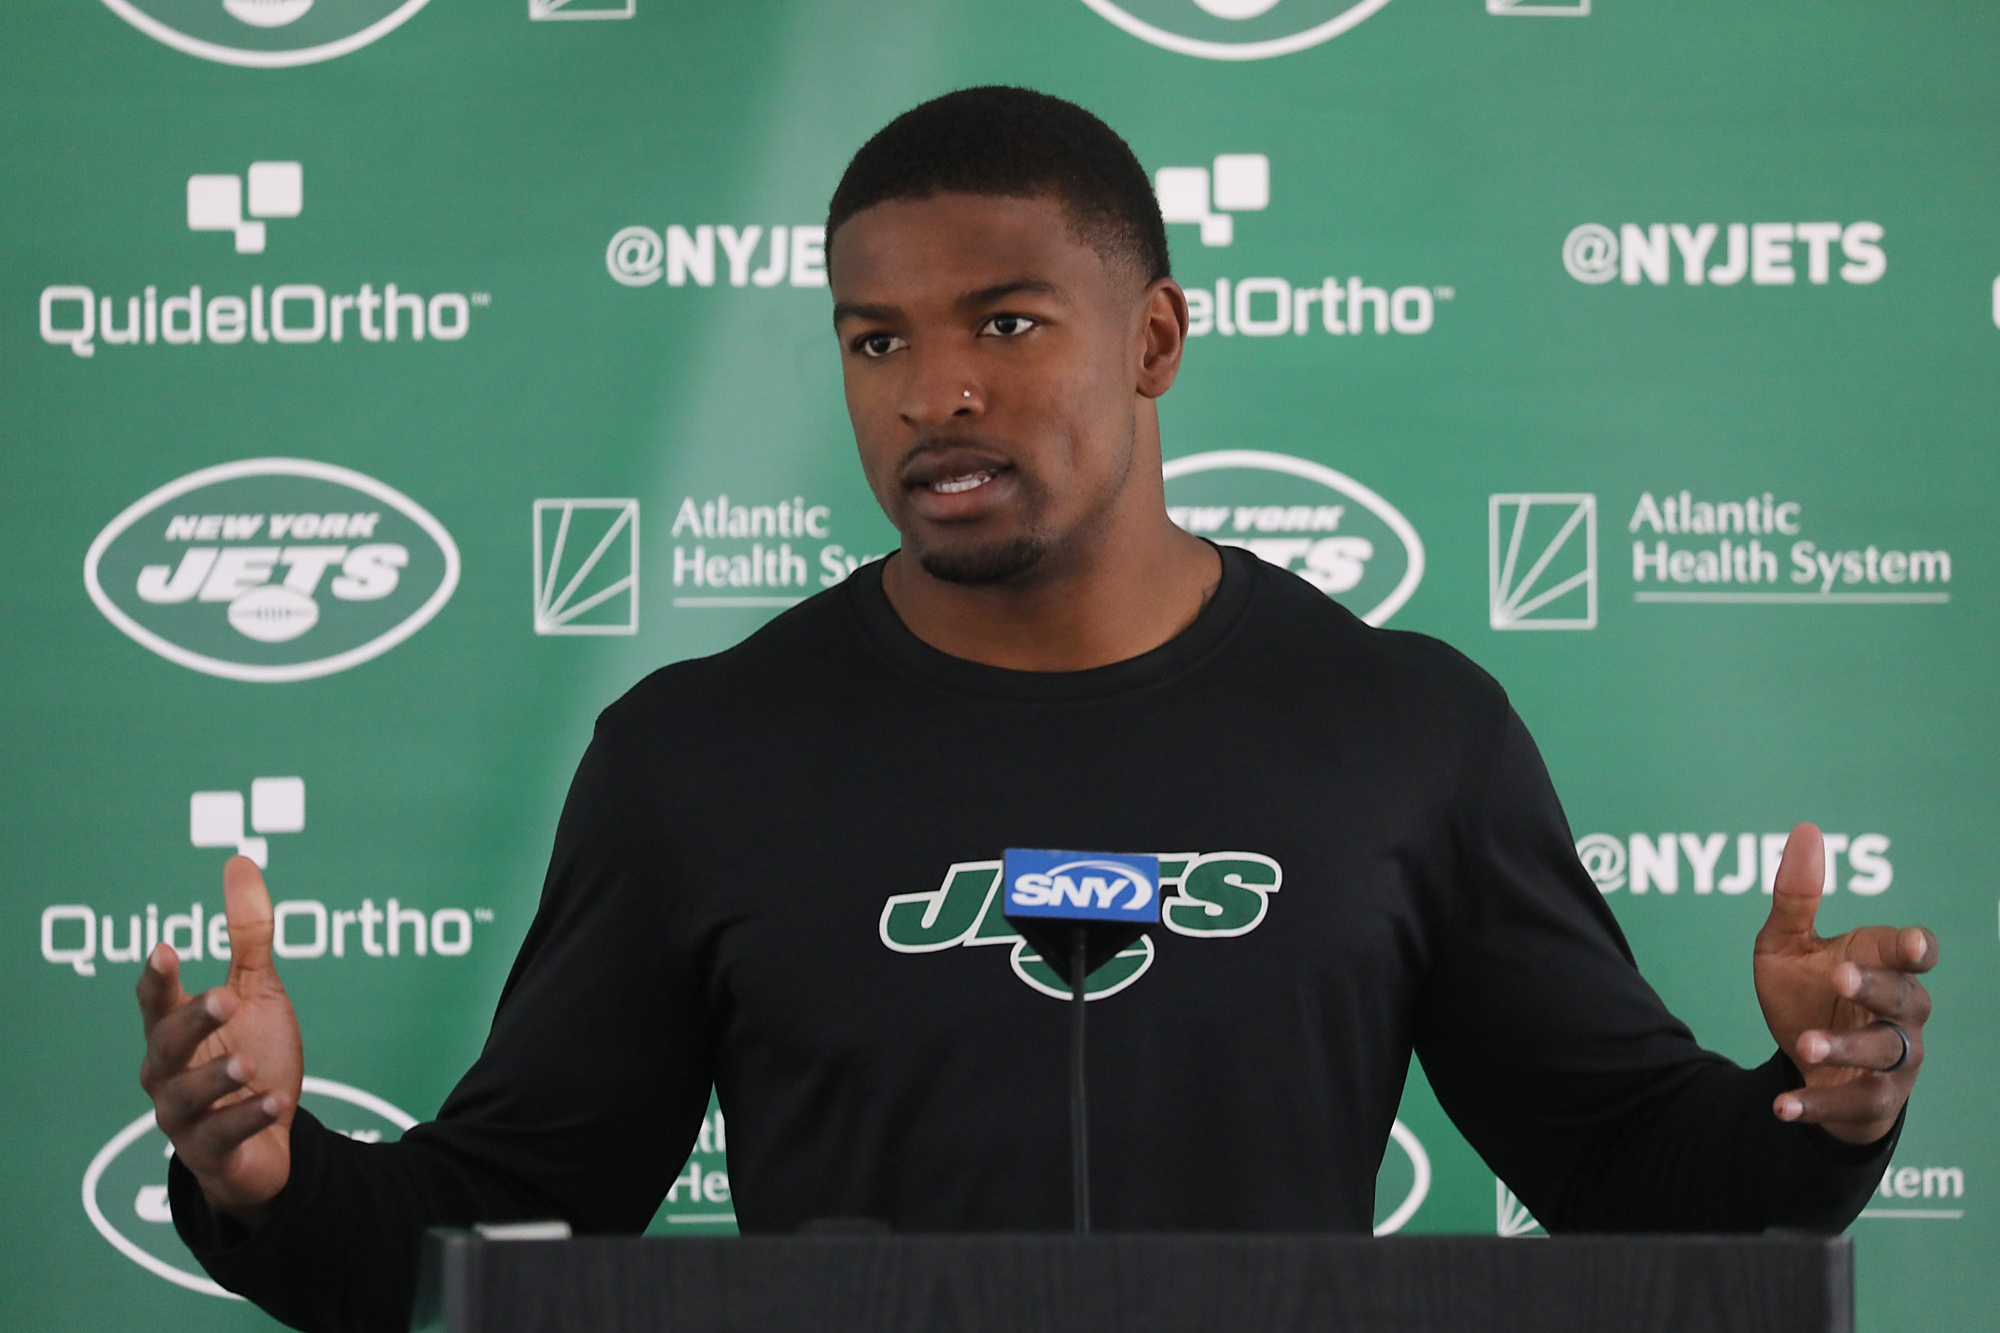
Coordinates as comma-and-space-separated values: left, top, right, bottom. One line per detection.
879, 852, 1280, 1000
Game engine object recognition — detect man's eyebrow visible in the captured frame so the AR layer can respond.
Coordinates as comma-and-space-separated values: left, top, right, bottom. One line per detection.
958, 279, 1065, 308
832, 280, 1067, 327
832, 301, 900, 325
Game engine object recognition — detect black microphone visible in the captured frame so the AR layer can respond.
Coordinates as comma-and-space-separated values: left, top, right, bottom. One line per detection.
1001, 850, 1162, 1235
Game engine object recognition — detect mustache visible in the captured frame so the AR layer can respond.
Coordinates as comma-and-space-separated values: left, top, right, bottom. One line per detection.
895, 434, 1015, 475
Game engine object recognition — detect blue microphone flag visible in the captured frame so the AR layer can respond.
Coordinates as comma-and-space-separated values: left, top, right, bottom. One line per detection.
1002, 850, 1162, 925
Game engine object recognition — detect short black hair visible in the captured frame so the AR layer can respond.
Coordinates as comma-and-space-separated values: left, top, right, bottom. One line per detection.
827, 86, 1171, 284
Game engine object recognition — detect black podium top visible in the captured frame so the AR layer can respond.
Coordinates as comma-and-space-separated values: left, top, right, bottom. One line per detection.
412, 1231, 1852, 1333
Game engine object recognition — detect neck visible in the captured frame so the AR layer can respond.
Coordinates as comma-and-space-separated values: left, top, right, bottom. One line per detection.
880, 514, 1221, 673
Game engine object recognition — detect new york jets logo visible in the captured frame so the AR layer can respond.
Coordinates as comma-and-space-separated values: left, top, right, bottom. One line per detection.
100, 0, 435, 68
880, 852, 1280, 1000
85, 458, 459, 683
84, 1077, 413, 1297
1165, 450, 1424, 626
1076, 0, 1396, 61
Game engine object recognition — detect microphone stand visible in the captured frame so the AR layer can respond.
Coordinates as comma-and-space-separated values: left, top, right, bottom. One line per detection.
1069, 923, 1090, 1235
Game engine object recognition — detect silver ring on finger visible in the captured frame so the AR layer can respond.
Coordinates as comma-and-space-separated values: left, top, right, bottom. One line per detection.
1871, 1019, 1911, 1073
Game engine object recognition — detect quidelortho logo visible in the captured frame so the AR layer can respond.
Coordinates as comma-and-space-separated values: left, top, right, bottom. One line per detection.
85, 459, 459, 682
191, 776, 305, 868
42, 772, 489, 978
1563, 222, 1886, 287
1490, 494, 1596, 630
667, 492, 885, 609
1574, 831, 1892, 897
1165, 451, 1422, 625
1157, 154, 1269, 247
84, 1078, 413, 1297
534, 499, 639, 635
40, 163, 484, 358
606, 225, 827, 289
1155, 155, 1449, 339
100, 0, 433, 67
881, 851, 1281, 1002
188, 162, 301, 254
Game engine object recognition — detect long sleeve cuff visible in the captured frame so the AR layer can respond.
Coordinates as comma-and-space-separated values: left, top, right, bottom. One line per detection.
1748, 1049, 1901, 1227
169, 1107, 336, 1285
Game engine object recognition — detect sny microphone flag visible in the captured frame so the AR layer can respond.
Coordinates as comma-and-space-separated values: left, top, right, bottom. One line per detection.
1002, 850, 1162, 924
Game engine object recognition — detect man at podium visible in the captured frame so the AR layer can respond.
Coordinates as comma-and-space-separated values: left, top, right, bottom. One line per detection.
133, 89, 1938, 1333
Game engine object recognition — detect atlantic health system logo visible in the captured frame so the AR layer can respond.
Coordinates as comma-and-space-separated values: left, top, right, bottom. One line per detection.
85, 458, 460, 682
100, 0, 435, 67
533, 499, 639, 635
1489, 493, 1596, 630
1489, 487, 1952, 626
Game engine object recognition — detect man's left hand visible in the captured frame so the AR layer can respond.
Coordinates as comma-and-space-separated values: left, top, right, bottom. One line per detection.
1754, 822, 1938, 1145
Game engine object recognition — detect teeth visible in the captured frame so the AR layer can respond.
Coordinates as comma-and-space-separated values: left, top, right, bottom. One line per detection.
931, 471, 994, 495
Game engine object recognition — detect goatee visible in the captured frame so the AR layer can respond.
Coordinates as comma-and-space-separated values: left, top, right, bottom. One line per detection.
917, 535, 1049, 585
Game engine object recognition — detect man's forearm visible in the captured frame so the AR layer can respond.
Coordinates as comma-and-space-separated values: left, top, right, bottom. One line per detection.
1544, 1052, 1898, 1233
170, 1108, 562, 1333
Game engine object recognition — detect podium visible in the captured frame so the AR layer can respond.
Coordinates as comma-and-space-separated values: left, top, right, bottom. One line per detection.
411, 1231, 1853, 1332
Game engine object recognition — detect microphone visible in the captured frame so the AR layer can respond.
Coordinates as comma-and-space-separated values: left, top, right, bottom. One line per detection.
1001, 850, 1162, 1235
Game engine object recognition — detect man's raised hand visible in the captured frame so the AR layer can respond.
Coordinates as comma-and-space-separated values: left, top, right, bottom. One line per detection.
136, 855, 303, 1224
1754, 822, 1937, 1145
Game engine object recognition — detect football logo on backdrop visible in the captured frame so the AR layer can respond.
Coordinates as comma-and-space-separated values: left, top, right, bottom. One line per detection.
84, 458, 459, 682
83, 1078, 413, 1297
1077, 0, 1583, 62
99, 0, 435, 67
1164, 450, 1423, 625
1074, 0, 1396, 60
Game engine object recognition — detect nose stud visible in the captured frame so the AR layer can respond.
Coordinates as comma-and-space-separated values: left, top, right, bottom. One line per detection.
962, 390, 972, 398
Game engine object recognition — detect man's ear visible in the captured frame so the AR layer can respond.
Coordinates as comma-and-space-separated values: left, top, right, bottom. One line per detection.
1136, 279, 1188, 400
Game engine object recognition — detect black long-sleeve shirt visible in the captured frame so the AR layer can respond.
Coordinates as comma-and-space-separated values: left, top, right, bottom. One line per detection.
171, 546, 1896, 1332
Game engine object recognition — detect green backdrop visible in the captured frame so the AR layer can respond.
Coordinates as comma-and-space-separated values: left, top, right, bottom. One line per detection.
4, 0, 1993, 1328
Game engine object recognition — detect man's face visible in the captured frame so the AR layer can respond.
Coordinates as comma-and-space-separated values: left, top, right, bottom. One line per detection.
830, 193, 1168, 585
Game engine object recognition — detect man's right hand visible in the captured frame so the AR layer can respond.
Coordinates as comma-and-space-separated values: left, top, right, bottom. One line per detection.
137, 855, 303, 1226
